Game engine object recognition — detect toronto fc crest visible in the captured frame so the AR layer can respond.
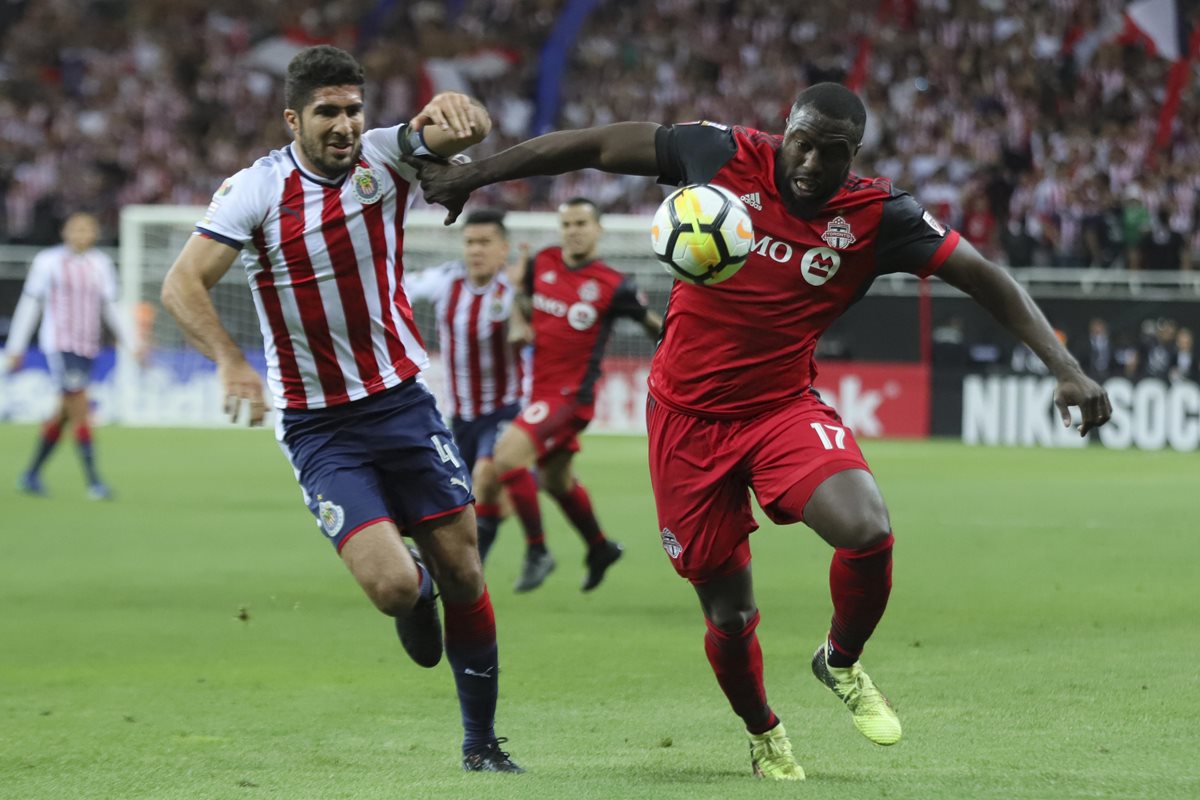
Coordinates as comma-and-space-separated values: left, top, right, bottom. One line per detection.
351, 166, 381, 204
820, 216, 856, 250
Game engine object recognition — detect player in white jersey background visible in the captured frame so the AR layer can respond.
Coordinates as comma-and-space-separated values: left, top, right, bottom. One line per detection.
404, 208, 524, 564
160, 46, 522, 773
6, 212, 134, 499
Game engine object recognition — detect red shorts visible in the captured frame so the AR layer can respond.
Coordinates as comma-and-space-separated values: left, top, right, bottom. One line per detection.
647, 392, 872, 583
512, 397, 591, 462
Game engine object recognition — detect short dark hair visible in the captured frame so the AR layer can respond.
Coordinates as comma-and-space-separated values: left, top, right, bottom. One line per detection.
789, 82, 867, 138
560, 196, 600, 222
285, 45, 365, 111
463, 208, 507, 236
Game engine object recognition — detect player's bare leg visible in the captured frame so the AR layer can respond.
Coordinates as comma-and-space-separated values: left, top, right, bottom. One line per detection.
412, 508, 523, 773
472, 457, 504, 562
539, 451, 622, 591
339, 520, 440, 666
694, 567, 802, 780
787, 468, 901, 745
494, 425, 555, 591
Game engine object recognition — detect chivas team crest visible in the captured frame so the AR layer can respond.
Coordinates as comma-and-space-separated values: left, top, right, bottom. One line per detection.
351, 166, 381, 204
820, 216, 856, 250
317, 497, 345, 537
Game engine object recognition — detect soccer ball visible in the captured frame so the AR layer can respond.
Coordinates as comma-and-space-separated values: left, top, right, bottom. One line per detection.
650, 184, 754, 286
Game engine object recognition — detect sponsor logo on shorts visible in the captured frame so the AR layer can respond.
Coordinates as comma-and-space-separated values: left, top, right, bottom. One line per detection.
317, 497, 345, 538
449, 475, 470, 492
522, 400, 550, 424
661, 528, 682, 559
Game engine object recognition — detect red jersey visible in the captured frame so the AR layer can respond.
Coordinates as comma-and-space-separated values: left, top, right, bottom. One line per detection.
525, 247, 651, 407
650, 123, 961, 418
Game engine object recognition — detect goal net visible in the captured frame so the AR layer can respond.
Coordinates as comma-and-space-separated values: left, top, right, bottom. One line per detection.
116, 205, 672, 430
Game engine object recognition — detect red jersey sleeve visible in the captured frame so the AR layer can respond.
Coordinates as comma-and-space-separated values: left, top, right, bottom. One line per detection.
876, 191, 961, 278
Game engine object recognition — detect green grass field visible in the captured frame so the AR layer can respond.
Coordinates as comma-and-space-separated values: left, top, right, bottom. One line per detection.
2, 426, 1197, 800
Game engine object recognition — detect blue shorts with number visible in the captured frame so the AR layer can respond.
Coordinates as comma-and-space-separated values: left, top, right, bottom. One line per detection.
277, 379, 474, 552
450, 402, 521, 471
47, 352, 94, 393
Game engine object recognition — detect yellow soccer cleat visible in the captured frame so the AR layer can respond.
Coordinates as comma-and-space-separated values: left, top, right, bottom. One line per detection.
748, 722, 806, 781
812, 642, 903, 746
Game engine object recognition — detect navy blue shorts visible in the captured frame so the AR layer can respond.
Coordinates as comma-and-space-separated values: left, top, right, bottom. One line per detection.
47, 352, 94, 393
450, 402, 521, 470
277, 379, 474, 552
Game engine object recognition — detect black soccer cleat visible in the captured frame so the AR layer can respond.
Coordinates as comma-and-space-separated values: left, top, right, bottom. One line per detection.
513, 550, 556, 593
394, 547, 443, 668
581, 540, 624, 592
462, 738, 525, 773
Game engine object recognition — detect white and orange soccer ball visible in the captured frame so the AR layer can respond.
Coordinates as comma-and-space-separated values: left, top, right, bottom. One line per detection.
650, 184, 754, 286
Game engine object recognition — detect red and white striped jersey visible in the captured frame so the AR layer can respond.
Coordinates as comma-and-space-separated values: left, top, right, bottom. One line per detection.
195, 125, 428, 410
405, 261, 523, 420
15, 245, 119, 358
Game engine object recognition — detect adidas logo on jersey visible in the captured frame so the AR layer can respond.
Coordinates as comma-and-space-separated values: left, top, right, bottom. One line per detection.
739, 192, 762, 211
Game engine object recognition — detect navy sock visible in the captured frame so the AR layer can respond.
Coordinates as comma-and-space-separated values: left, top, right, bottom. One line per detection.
475, 504, 501, 563
75, 424, 100, 484
443, 588, 499, 753
27, 421, 62, 475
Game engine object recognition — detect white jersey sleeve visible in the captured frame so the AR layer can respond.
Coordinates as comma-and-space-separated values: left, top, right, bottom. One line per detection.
20, 250, 54, 300
3, 251, 52, 356
194, 166, 275, 250
403, 260, 458, 303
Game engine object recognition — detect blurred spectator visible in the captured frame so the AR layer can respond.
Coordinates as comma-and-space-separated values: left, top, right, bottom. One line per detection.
1132, 208, 1192, 271
1142, 317, 1178, 379
1115, 334, 1142, 380
1081, 317, 1113, 380
0, 0, 1197, 272
1170, 327, 1196, 384
960, 194, 998, 261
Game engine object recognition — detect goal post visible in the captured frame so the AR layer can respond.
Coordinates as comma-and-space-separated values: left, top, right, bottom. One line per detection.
115, 205, 672, 429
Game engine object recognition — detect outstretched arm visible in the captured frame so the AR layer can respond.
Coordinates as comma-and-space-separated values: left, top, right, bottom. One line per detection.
408, 122, 662, 223
936, 239, 1111, 435
161, 235, 268, 425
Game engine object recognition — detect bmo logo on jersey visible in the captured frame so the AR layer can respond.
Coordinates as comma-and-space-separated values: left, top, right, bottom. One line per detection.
567, 302, 598, 331
800, 247, 841, 286
751, 235, 843, 287
532, 293, 568, 317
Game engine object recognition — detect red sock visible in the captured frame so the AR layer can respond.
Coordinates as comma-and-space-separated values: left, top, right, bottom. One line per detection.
549, 481, 606, 548
499, 468, 544, 547
74, 423, 92, 445
43, 421, 63, 443
704, 612, 776, 733
828, 533, 894, 664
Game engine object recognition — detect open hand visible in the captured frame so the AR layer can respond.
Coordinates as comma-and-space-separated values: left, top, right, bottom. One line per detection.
402, 154, 477, 225
1053, 372, 1111, 436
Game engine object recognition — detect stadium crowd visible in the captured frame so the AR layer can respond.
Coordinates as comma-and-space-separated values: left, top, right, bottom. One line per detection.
0, 0, 1196, 269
